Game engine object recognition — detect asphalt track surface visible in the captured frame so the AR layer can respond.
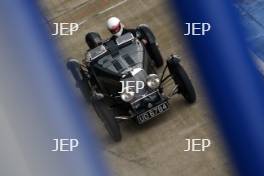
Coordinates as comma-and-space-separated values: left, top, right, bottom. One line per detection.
40, 0, 233, 175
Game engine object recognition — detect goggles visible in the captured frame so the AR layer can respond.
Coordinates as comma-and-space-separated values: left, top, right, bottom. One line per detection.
109, 23, 121, 34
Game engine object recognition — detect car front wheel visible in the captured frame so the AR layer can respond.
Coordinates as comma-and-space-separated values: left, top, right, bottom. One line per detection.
92, 99, 122, 142
167, 57, 196, 103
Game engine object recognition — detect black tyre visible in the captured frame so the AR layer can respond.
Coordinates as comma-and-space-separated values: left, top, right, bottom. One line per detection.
66, 58, 91, 101
167, 58, 196, 103
138, 25, 163, 67
85, 32, 102, 49
92, 99, 122, 142
147, 43, 164, 67
67, 59, 121, 141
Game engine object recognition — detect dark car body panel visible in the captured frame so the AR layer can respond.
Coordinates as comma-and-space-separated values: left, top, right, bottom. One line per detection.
87, 34, 154, 96
85, 32, 167, 120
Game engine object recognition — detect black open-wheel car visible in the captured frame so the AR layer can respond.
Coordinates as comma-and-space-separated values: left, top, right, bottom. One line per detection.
67, 25, 196, 142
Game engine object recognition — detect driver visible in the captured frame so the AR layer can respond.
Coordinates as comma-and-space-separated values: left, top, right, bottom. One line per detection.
106, 17, 137, 40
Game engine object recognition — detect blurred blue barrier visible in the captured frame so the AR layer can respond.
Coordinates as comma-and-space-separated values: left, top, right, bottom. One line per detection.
171, 0, 264, 175
235, 0, 264, 74
0, 1, 111, 176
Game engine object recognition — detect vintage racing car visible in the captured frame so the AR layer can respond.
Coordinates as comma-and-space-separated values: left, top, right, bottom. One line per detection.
67, 26, 196, 141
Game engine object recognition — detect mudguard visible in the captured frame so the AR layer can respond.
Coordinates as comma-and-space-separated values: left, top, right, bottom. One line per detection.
137, 25, 156, 44
85, 32, 102, 49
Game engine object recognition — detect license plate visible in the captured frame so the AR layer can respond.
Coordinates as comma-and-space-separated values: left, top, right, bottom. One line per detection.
136, 102, 169, 124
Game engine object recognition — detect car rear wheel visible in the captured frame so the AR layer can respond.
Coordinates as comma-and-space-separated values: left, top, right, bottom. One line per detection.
147, 43, 164, 67
92, 99, 122, 142
138, 25, 164, 67
167, 57, 196, 103
85, 32, 102, 49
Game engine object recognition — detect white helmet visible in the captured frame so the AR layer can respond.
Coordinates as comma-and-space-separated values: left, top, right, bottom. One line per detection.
106, 17, 123, 37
